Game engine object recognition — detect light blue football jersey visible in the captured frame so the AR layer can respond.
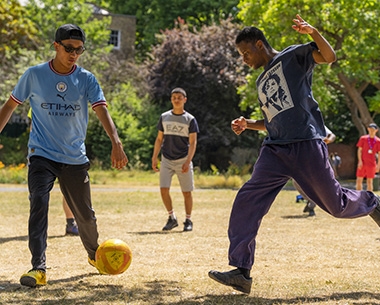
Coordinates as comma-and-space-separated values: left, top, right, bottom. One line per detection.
11, 60, 106, 164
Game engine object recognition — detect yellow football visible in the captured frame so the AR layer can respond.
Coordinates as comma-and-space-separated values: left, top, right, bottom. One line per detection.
95, 238, 132, 275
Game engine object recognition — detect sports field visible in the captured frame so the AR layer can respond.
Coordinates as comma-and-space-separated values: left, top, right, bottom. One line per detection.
1, 180, 380, 304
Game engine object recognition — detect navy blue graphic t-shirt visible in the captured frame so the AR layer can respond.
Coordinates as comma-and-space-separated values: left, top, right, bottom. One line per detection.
256, 42, 326, 145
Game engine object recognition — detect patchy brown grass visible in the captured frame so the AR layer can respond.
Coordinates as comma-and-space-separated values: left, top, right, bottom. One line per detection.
1, 180, 380, 305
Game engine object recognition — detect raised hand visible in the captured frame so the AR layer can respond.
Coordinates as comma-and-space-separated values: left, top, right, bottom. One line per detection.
292, 14, 314, 35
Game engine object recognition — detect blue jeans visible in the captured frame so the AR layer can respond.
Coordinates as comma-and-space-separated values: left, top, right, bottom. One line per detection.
228, 140, 377, 269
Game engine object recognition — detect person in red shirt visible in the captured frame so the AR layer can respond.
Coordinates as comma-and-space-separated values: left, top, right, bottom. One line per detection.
356, 123, 380, 191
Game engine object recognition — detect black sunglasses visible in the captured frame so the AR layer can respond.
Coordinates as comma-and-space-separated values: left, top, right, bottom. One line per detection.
58, 41, 86, 55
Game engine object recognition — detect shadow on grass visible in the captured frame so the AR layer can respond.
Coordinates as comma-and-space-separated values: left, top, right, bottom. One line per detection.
0, 234, 73, 245
2, 276, 380, 305
130, 231, 187, 235
0, 235, 28, 244
165, 292, 380, 304
281, 214, 312, 219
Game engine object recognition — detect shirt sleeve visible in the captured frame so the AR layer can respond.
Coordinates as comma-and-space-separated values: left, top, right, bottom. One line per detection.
189, 117, 199, 133
11, 68, 33, 104
157, 116, 164, 132
357, 136, 364, 148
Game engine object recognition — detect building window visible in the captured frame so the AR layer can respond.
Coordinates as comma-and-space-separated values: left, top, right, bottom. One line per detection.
108, 30, 120, 50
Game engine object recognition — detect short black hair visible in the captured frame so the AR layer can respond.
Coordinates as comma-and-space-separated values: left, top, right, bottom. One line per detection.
171, 87, 187, 97
235, 26, 271, 48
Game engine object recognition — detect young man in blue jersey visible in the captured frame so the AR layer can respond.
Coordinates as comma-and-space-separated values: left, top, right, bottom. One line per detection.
0, 24, 128, 287
208, 15, 380, 294
152, 88, 199, 232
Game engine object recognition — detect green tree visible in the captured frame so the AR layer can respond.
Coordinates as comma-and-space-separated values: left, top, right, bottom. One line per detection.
100, 0, 240, 58
86, 79, 158, 169
0, 0, 39, 59
237, 0, 380, 138
0, 1, 39, 163
0, 0, 39, 102
24, 0, 112, 55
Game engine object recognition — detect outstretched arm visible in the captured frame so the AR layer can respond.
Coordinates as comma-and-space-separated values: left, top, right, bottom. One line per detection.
231, 117, 266, 135
292, 14, 336, 64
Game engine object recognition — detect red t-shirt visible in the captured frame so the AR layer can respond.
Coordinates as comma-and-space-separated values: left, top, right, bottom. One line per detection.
356, 135, 380, 167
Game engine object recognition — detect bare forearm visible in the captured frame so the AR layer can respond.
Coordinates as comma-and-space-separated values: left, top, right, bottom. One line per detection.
152, 140, 162, 160
0, 98, 18, 133
246, 119, 266, 131
94, 105, 128, 169
186, 133, 197, 163
186, 142, 197, 163
95, 106, 122, 145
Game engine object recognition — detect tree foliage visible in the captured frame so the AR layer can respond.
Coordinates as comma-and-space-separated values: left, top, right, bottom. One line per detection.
86, 78, 158, 170
237, 0, 380, 140
0, 0, 40, 102
146, 19, 259, 171
24, 0, 112, 54
0, 0, 39, 60
101, 0, 240, 58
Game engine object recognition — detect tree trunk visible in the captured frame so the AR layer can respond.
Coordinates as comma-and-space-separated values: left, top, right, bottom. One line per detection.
337, 72, 372, 136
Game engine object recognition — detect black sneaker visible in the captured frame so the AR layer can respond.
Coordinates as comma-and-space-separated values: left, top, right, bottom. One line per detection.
183, 219, 193, 231
66, 223, 79, 236
303, 204, 311, 213
208, 269, 252, 294
162, 217, 178, 231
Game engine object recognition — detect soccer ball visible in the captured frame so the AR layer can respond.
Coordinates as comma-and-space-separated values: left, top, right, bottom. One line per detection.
95, 239, 132, 275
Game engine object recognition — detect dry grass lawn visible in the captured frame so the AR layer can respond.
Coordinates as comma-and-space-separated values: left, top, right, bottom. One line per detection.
1, 181, 380, 304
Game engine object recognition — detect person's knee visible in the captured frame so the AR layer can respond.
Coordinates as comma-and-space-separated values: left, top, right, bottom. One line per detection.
182, 191, 192, 199
160, 187, 170, 195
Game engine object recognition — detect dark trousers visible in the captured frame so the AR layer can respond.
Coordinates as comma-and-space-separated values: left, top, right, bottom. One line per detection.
228, 140, 377, 270
28, 156, 99, 271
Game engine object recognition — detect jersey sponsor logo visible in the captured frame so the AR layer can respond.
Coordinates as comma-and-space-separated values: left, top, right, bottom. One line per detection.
258, 61, 293, 122
41, 103, 81, 117
41, 103, 81, 111
41, 81, 81, 116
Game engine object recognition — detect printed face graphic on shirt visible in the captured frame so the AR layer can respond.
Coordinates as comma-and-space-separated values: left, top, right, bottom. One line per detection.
258, 61, 293, 122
